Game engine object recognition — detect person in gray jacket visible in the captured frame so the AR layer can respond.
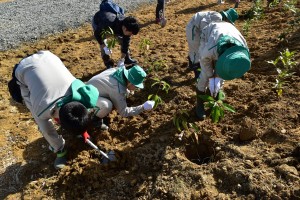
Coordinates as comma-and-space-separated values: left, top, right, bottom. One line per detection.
10, 51, 100, 170
87, 65, 155, 124
195, 21, 251, 120
186, 8, 238, 79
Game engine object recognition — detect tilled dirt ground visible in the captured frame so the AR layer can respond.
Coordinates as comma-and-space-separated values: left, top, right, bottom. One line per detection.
1, 0, 300, 199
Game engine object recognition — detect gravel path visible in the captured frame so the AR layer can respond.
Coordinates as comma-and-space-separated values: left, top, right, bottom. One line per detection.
0, 0, 156, 51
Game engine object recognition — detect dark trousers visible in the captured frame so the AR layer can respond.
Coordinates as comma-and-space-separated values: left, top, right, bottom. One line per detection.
8, 64, 23, 103
156, 0, 165, 19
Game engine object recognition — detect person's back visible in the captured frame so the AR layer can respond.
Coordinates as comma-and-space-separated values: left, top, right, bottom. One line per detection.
88, 68, 124, 99
15, 51, 75, 118
200, 21, 247, 53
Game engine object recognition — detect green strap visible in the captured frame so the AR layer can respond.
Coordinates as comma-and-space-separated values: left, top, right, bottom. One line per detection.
37, 95, 67, 117
57, 150, 67, 158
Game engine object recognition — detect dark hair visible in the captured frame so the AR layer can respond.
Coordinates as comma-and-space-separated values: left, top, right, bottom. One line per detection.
123, 16, 140, 35
59, 102, 89, 135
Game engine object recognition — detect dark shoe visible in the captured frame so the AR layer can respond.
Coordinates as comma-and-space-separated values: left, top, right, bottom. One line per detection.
102, 54, 114, 69
124, 53, 137, 65
92, 117, 109, 130
234, 2, 239, 8
196, 90, 206, 120
54, 149, 67, 170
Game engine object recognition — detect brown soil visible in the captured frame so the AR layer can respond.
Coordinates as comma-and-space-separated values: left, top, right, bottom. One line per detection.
1, 0, 300, 199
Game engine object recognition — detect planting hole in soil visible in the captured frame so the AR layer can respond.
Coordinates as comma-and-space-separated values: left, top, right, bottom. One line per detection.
185, 134, 217, 165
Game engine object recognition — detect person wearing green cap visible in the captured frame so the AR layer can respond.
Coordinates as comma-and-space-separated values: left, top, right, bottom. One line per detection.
195, 21, 251, 120
8, 51, 100, 170
87, 65, 155, 125
186, 8, 238, 79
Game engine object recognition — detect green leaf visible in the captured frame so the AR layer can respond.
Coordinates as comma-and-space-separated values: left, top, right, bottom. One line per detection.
175, 117, 181, 132
211, 106, 221, 123
218, 90, 226, 101
148, 94, 153, 100
182, 120, 188, 130
189, 123, 199, 132
199, 95, 215, 102
223, 103, 236, 113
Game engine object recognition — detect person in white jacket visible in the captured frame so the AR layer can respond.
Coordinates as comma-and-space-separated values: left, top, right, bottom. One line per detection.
87, 65, 155, 124
186, 8, 238, 79
195, 21, 251, 119
10, 51, 100, 169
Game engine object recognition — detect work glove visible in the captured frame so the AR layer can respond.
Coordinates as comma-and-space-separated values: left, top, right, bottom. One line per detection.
117, 58, 125, 68
103, 46, 112, 56
209, 77, 223, 98
143, 100, 155, 110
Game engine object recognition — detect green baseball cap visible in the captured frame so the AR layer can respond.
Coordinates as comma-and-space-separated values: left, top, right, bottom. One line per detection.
123, 65, 147, 89
215, 46, 251, 80
220, 8, 238, 24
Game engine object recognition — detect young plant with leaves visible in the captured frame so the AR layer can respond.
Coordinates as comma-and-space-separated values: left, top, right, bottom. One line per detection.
173, 110, 200, 141
138, 38, 152, 70
148, 78, 170, 109
267, 48, 298, 96
242, 19, 252, 37
100, 27, 118, 49
245, 0, 264, 20
199, 90, 235, 123
138, 38, 168, 74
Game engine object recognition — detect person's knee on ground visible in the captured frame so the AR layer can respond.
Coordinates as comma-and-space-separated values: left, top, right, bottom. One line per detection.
93, 98, 113, 130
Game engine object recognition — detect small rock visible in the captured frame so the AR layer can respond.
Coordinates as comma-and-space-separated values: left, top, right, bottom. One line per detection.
239, 117, 257, 141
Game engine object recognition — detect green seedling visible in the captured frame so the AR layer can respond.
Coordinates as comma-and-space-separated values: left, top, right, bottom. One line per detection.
242, 19, 252, 37
100, 27, 118, 49
173, 110, 200, 141
268, 0, 280, 8
138, 38, 152, 71
152, 58, 168, 72
199, 90, 235, 123
139, 38, 151, 55
267, 48, 298, 96
284, 0, 298, 14
245, 0, 264, 20
148, 78, 170, 109
173, 111, 200, 132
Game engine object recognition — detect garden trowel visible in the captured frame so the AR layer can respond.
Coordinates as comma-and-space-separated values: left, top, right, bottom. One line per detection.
85, 138, 117, 163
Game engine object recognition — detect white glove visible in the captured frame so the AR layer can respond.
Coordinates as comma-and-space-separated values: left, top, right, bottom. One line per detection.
143, 100, 155, 110
209, 77, 223, 98
125, 89, 134, 96
103, 46, 112, 55
117, 58, 125, 68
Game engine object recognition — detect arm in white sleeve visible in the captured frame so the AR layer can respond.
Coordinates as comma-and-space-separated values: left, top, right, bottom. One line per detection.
110, 92, 144, 117
197, 57, 214, 92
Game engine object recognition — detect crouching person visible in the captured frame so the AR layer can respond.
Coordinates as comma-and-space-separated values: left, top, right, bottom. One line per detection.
92, 0, 140, 69
87, 65, 155, 126
186, 8, 238, 79
196, 22, 251, 120
8, 51, 99, 169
